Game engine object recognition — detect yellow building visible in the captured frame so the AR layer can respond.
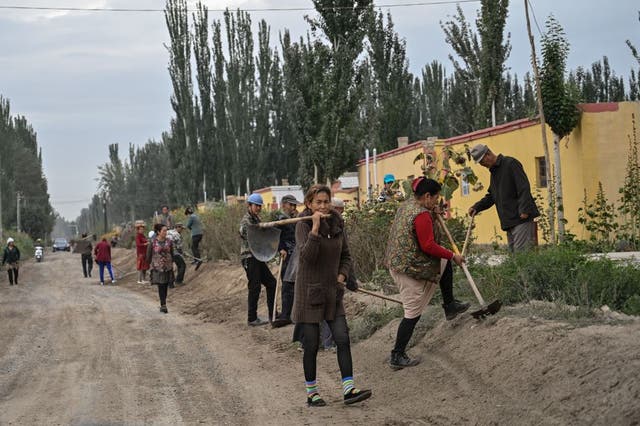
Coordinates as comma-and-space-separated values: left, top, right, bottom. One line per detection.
357, 101, 640, 245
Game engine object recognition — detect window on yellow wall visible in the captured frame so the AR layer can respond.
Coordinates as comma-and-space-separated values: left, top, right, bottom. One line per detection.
535, 157, 547, 188
461, 178, 470, 196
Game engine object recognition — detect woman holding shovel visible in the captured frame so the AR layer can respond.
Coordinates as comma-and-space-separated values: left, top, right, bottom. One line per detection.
385, 177, 470, 370
292, 184, 371, 407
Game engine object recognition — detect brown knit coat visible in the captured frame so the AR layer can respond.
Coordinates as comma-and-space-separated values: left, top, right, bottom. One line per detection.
291, 211, 351, 324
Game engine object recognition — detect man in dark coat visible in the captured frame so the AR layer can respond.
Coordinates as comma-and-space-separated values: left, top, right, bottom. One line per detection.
272, 194, 302, 328
469, 144, 540, 252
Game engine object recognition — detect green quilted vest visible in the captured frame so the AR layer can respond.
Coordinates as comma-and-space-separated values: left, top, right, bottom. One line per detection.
385, 199, 442, 281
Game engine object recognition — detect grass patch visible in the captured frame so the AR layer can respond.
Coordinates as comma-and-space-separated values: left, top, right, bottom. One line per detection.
459, 246, 640, 317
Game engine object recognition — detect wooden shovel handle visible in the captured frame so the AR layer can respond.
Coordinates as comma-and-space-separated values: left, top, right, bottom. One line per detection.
436, 214, 486, 306
257, 214, 330, 228
461, 213, 475, 258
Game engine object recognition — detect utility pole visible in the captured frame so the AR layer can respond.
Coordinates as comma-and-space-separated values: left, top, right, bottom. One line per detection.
525, 0, 555, 244
16, 192, 22, 233
102, 196, 108, 235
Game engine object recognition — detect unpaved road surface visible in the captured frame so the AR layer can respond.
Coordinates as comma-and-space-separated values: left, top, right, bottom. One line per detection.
0, 252, 246, 425
2, 249, 640, 425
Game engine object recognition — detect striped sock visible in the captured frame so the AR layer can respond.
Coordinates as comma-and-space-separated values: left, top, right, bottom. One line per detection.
342, 376, 355, 395
305, 380, 319, 398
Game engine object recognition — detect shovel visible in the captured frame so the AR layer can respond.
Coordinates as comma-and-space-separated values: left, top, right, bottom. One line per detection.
247, 215, 327, 262
272, 256, 284, 323
436, 214, 501, 319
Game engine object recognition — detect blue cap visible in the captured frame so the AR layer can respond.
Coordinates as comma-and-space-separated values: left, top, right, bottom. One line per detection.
247, 193, 264, 206
383, 174, 395, 184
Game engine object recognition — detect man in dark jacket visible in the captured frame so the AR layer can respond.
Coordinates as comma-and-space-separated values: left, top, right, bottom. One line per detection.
239, 193, 276, 326
74, 233, 93, 278
468, 144, 540, 252
272, 194, 301, 328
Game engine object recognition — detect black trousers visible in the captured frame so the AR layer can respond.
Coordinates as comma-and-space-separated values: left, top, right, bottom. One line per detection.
279, 281, 295, 320
300, 316, 353, 382
81, 254, 93, 278
242, 257, 276, 322
158, 283, 169, 306
7, 268, 19, 285
191, 234, 203, 260
173, 253, 186, 283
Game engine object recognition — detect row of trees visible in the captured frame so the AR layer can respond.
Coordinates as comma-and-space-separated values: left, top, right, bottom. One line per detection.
0, 97, 55, 240
76, 0, 640, 235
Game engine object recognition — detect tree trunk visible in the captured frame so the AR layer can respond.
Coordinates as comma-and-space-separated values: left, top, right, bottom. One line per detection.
553, 133, 565, 241
525, 0, 555, 244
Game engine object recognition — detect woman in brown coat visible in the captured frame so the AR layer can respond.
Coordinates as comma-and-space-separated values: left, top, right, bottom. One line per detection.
292, 184, 371, 407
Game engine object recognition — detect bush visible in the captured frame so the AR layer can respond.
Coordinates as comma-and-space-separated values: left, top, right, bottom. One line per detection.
200, 203, 246, 262
469, 246, 640, 316
348, 304, 403, 343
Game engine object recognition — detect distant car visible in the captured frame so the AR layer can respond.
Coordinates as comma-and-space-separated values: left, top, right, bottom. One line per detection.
52, 238, 71, 252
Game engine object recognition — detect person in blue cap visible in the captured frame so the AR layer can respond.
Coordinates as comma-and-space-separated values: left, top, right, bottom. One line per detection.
378, 173, 403, 202
239, 193, 277, 326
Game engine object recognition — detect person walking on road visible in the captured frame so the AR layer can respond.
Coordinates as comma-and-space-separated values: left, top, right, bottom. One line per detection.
74, 233, 93, 278
293, 184, 371, 407
468, 144, 540, 252
185, 206, 203, 268
167, 223, 186, 285
94, 237, 115, 285
147, 223, 175, 313
239, 193, 276, 327
2, 238, 21, 286
135, 222, 150, 283
385, 177, 470, 370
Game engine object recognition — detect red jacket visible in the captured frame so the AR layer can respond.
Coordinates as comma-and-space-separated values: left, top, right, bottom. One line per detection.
94, 240, 112, 262
135, 233, 148, 257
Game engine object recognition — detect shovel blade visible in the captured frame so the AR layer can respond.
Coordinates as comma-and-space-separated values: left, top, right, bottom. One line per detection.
248, 225, 281, 262
470, 300, 502, 319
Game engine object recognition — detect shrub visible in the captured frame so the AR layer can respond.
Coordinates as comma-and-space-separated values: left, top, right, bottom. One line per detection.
469, 246, 640, 316
348, 304, 403, 343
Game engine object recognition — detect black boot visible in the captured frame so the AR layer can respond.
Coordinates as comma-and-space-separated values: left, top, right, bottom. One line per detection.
443, 299, 471, 320
389, 351, 421, 370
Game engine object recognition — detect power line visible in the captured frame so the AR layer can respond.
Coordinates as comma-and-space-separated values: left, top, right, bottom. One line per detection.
0, 0, 480, 13
527, 0, 544, 38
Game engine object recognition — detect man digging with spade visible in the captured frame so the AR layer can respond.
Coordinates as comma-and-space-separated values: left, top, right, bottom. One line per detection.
385, 177, 470, 370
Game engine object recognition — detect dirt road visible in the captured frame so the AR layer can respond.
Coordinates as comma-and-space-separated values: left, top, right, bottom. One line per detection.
2, 250, 639, 425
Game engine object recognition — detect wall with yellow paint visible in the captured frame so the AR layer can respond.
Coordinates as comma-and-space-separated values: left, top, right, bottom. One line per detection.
356, 101, 640, 245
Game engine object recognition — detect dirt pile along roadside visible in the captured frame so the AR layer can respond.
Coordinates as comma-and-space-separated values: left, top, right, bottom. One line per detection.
112, 248, 640, 425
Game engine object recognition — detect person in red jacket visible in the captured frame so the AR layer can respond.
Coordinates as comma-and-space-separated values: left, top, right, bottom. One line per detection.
385, 177, 470, 370
94, 237, 115, 285
135, 221, 150, 283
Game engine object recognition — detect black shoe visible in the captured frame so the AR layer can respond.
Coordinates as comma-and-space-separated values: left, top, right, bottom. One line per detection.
389, 351, 421, 370
194, 261, 203, 271
307, 393, 327, 407
344, 388, 372, 405
443, 299, 471, 320
271, 318, 292, 328
160, 305, 168, 313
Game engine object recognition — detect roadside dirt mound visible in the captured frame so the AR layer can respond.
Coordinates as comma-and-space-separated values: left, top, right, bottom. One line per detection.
112, 249, 640, 425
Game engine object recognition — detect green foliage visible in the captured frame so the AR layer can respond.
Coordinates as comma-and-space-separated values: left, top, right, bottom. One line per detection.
578, 183, 618, 251
618, 114, 640, 246
0, 97, 54, 239
540, 15, 580, 139
471, 246, 640, 316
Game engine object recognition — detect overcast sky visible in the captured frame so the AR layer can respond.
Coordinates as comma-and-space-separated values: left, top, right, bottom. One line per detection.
1, 0, 638, 220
